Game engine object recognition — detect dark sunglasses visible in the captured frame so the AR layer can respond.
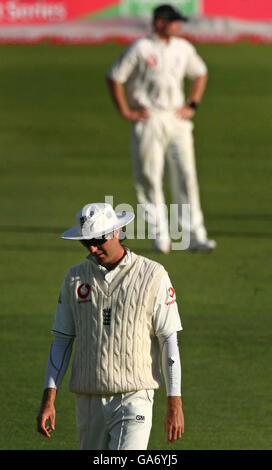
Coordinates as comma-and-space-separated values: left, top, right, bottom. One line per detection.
80, 236, 108, 249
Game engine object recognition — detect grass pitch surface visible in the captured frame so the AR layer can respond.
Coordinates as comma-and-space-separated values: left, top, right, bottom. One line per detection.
0, 42, 271, 450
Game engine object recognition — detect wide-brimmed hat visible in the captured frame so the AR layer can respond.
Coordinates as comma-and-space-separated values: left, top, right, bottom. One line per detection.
61, 202, 135, 240
153, 4, 188, 22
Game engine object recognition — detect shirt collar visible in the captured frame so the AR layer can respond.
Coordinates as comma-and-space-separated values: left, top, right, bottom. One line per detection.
151, 32, 173, 46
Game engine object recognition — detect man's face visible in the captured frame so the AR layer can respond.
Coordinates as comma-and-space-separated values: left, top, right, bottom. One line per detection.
154, 18, 181, 39
165, 20, 181, 37
88, 231, 122, 267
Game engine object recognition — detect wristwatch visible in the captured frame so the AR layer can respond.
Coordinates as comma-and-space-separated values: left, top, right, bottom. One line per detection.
187, 100, 198, 110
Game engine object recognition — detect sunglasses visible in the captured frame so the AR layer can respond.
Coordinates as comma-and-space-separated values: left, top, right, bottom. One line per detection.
80, 236, 108, 249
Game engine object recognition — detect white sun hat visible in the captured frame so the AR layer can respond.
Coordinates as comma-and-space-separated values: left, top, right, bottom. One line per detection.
61, 202, 135, 240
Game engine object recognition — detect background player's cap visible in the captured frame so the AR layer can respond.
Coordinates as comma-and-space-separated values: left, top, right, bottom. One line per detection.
153, 4, 188, 22
61, 202, 135, 240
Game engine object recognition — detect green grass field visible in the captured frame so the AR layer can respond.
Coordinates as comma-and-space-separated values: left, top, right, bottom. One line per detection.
0, 41, 271, 450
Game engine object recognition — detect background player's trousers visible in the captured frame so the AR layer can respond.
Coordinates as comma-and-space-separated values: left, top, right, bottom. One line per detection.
130, 110, 207, 244
75, 389, 154, 450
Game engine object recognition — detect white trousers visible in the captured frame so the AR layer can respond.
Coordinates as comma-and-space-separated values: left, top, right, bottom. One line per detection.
75, 389, 154, 450
130, 110, 207, 243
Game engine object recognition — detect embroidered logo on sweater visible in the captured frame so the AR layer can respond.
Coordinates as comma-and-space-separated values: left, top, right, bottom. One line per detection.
77, 283, 91, 303
166, 287, 176, 306
103, 308, 111, 325
145, 54, 158, 67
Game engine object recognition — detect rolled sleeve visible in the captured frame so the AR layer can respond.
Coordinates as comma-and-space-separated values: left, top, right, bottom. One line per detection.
107, 42, 140, 83
185, 44, 208, 79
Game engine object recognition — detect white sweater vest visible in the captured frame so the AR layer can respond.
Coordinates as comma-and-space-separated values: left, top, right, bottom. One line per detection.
67, 252, 165, 394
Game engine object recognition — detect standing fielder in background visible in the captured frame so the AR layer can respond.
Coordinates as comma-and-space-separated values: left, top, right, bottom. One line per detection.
37, 202, 184, 450
107, 3, 216, 254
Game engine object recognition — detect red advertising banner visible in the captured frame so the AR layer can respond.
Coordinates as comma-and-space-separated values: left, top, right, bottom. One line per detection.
203, 0, 272, 21
0, 0, 271, 44
0, 0, 118, 24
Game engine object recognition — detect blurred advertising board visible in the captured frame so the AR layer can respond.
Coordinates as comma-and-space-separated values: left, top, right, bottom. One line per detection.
117, 0, 199, 17
203, 0, 272, 20
90, 0, 272, 20
1, 1, 271, 24
0, 1, 200, 24
0, 1, 117, 24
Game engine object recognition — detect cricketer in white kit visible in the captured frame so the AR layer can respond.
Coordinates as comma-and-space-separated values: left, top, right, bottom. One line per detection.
107, 3, 216, 253
37, 202, 184, 450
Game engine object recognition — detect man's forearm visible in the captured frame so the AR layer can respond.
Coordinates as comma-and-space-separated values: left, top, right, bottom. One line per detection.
106, 78, 130, 118
167, 396, 183, 417
187, 73, 208, 104
167, 395, 182, 407
41, 387, 57, 408
106, 77, 150, 122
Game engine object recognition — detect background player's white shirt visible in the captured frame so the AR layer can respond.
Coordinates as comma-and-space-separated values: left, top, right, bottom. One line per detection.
107, 34, 207, 110
52, 248, 182, 339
